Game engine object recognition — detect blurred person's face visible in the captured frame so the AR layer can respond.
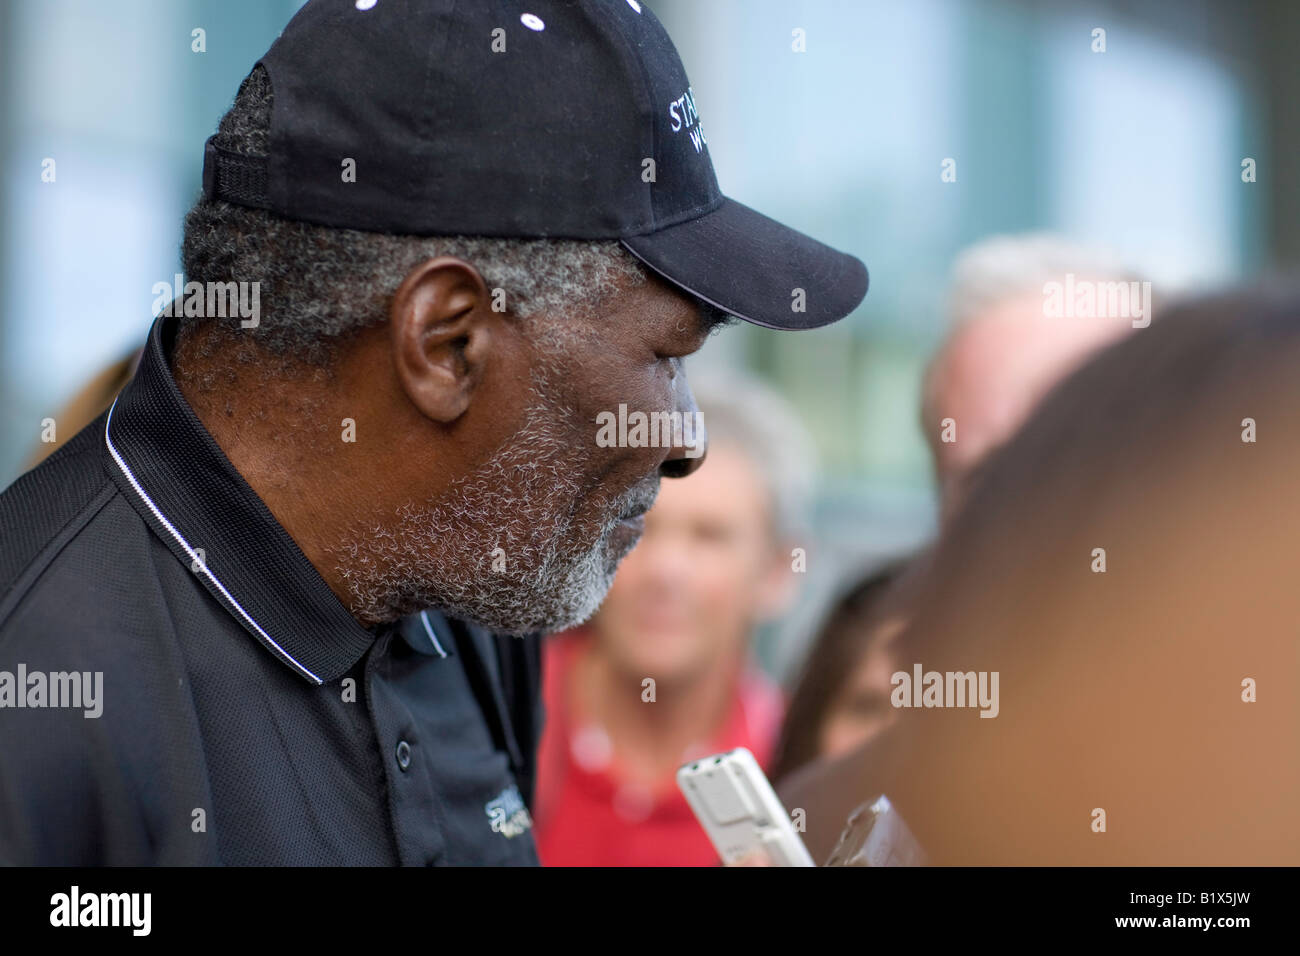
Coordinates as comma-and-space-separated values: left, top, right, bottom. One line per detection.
816, 617, 905, 761
927, 289, 1131, 508
590, 443, 793, 685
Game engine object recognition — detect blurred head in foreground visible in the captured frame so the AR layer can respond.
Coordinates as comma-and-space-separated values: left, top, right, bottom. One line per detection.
923, 233, 1145, 515
781, 285, 1300, 865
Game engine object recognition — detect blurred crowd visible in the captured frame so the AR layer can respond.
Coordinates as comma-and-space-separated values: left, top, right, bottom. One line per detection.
526, 233, 1299, 866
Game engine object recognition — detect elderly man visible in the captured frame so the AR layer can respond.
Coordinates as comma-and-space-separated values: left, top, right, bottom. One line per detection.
0, 0, 865, 865
922, 234, 1144, 515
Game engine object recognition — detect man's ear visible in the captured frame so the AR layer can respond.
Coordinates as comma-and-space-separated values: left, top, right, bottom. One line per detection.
389, 255, 496, 423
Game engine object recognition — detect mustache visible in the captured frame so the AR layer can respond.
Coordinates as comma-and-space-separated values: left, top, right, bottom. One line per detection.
612, 479, 660, 521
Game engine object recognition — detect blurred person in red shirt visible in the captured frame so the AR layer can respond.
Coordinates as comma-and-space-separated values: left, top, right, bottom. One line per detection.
533, 375, 816, 866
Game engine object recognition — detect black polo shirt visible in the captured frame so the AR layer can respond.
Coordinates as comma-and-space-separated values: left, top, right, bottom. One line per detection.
0, 312, 544, 865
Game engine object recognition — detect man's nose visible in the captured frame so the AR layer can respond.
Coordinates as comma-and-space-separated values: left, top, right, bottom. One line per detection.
659, 375, 707, 479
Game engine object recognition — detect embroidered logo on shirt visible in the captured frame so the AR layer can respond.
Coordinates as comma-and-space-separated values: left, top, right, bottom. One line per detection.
485, 785, 534, 838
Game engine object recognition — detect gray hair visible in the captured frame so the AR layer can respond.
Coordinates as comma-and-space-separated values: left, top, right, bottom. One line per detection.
689, 373, 817, 544
946, 232, 1143, 328
179, 65, 649, 366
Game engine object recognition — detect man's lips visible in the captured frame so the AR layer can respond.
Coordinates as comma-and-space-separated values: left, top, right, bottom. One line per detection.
615, 495, 654, 524
613, 504, 648, 540
612, 481, 658, 532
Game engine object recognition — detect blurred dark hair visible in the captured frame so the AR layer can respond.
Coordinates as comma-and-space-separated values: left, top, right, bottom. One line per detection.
769, 558, 911, 785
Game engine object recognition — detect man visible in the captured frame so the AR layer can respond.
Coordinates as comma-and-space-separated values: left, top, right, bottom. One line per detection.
922, 234, 1144, 515
532, 377, 813, 865
0, 0, 866, 865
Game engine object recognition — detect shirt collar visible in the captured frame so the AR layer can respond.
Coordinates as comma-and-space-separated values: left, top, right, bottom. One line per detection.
101, 312, 379, 684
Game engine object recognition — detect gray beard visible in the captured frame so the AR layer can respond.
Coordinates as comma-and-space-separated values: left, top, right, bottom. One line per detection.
330, 376, 655, 635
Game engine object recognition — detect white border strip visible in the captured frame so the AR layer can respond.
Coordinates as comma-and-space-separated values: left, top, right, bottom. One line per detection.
419, 610, 450, 658
104, 396, 324, 685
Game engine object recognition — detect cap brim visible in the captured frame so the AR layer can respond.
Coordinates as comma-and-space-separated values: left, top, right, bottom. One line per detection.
620, 196, 868, 331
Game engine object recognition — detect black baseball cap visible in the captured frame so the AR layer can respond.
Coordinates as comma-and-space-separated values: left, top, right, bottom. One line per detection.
202, 0, 868, 331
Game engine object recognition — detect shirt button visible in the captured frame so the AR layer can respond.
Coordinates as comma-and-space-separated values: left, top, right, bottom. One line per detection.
396, 739, 412, 771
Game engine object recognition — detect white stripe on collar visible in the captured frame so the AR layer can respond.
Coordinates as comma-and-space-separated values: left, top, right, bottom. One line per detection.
419, 610, 450, 658
104, 395, 324, 685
